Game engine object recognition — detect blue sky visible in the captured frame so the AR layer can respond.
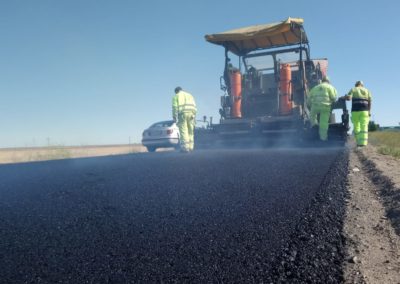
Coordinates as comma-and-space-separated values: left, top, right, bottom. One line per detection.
1, 0, 399, 148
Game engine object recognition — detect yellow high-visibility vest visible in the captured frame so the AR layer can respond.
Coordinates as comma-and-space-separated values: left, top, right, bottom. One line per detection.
347, 86, 372, 112
172, 91, 197, 119
308, 82, 337, 107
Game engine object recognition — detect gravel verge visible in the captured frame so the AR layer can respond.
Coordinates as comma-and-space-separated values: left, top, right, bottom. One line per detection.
343, 145, 400, 283
357, 148, 400, 236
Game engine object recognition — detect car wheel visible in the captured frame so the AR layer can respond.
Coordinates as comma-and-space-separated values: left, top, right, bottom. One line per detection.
146, 146, 156, 152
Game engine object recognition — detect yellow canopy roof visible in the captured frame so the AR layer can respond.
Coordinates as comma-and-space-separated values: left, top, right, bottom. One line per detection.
205, 17, 308, 56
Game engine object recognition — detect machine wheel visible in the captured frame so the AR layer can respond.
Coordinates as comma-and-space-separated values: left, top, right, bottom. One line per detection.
146, 146, 156, 152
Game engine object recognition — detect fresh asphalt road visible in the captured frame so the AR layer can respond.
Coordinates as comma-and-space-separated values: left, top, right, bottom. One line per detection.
0, 147, 347, 282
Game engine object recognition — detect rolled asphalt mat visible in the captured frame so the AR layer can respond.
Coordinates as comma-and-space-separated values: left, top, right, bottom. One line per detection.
0, 148, 349, 283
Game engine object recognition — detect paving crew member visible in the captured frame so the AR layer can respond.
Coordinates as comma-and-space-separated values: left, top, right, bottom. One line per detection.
344, 81, 372, 147
308, 76, 338, 141
172, 87, 197, 152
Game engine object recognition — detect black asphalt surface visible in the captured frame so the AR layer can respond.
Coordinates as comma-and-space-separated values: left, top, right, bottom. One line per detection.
0, 147, 348, 283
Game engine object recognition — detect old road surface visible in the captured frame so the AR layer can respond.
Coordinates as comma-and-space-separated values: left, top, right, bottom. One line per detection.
0, 147, 349, 283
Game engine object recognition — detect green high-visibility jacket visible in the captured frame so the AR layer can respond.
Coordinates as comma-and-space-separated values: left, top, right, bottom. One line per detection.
172, 90, 197, 120
308, 82, 337, 107
347, 86, 372, 112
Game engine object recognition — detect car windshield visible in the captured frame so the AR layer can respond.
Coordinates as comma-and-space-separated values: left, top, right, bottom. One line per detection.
150, 121, 174, 128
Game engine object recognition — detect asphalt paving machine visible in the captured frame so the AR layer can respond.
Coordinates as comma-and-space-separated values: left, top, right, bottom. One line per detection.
196, 18, 349, 147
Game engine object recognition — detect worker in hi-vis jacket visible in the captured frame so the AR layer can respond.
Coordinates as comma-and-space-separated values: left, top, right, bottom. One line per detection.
344, 81, 372, 147
172, 87, 197, 153
308, 76, 338, 141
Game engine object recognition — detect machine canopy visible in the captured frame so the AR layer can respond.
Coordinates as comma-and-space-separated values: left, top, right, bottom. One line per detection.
205, 17, 308, 56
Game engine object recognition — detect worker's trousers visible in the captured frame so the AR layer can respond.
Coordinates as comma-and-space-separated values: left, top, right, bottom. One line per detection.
310, 104, 331, 141
351, 111, 369, 146
178, 112, 195, 151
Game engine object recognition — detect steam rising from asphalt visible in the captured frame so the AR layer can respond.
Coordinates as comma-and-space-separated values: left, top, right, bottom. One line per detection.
193, 134, 346, 153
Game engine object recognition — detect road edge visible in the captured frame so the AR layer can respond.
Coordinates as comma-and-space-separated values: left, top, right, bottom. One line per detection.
269, 148, 349, 283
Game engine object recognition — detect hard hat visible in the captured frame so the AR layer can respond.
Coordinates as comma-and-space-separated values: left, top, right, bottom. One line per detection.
174, 86, 182, 94
322, 76, 330, 83
355, 81, 364, 87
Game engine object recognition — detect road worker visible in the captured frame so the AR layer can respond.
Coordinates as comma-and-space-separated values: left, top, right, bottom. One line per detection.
172, 87, 197, 152
308, 76, 338, 141
344, 81, 372, 147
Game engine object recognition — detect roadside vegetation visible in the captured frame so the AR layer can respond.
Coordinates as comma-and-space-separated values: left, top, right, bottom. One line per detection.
0, 144, 145, 164
369, 131, 400, 159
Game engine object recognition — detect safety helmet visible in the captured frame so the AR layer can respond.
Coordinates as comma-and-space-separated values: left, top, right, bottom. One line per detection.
174, 86, 182, 94
355, 81, 364, 87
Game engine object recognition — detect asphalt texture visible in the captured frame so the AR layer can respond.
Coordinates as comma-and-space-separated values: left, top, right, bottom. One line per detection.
0, 147, 349, 283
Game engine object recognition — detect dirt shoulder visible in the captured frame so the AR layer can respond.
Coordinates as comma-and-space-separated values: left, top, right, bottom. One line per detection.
344, 144, 400, 283
0, 145, 148, 164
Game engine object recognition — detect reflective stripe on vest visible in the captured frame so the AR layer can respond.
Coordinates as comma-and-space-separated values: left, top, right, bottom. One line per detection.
179, 103, 196, 113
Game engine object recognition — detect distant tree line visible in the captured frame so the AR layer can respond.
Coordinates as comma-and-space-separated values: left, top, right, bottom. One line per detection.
371, 122, 400, 132
369, 121, 380, 132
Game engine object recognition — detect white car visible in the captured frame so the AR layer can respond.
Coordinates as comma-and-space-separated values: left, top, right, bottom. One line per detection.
142, 120, 180, 152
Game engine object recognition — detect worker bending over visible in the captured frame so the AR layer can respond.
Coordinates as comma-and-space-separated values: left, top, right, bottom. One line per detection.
345, 81, 372, 147
172, 87, 197, 153
308, 76, 338, 141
